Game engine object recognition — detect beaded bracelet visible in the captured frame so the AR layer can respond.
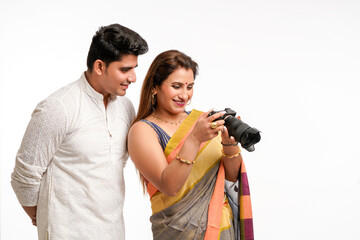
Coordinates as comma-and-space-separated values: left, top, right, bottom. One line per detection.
221, 149, 241, 159
221, 141, 238, 146
176, 154, 195, 164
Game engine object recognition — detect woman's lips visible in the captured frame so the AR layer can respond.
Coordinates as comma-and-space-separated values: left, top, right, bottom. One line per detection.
173, 100, 185, 107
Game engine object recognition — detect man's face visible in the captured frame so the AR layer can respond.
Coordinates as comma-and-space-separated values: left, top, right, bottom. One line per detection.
99, 54, 138, 96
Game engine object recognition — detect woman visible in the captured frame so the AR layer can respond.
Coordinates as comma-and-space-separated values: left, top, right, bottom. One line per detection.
128, 50, 253, 240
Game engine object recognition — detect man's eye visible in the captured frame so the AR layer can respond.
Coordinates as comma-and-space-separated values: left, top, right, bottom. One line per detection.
120, 68, 131, 72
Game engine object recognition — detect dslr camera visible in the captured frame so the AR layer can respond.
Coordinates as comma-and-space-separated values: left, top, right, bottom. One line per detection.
208, 108, 261, 152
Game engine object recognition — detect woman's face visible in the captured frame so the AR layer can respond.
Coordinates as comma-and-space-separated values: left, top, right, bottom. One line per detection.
154, 67, 194, 115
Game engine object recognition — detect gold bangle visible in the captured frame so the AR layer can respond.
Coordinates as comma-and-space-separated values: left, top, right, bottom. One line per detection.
221, 149, 241, 158
221, 141, 238, 146
175, 154, 195, 164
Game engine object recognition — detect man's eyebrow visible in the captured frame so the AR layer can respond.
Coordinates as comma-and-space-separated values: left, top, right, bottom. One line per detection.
120, 65, 138, 70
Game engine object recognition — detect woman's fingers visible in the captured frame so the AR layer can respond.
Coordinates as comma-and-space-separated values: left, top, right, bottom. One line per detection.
200, 109, 214, 120
207, 111, 225, 122
221, 126, 238, 145
221, 125, 229, 136
210, 120, 225, 131
192, 110, 228, 142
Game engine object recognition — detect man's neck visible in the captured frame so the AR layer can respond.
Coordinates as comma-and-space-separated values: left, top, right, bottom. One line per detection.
85, 70, 109, 108
103, 97, 109, 109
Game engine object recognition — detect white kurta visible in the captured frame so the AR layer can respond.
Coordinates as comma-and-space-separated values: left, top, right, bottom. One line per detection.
11, 73, 135, 240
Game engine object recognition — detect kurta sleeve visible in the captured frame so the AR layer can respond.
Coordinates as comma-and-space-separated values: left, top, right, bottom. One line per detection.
122, 97, 135, 168
11, 97, 67, 206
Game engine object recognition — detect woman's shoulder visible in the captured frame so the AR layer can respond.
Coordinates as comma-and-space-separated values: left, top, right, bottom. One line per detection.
129, 119, 157, 136
130, 119, 149, 130
128, 120, 161, 150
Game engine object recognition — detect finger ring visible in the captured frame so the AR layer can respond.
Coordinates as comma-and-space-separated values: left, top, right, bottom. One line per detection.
210, 122, 217, 129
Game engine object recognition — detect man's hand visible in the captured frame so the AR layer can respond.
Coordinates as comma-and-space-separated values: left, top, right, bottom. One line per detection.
22, 206, 37, 226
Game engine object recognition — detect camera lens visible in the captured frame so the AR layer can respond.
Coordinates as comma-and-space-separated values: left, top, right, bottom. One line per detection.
225, 117, 261, 152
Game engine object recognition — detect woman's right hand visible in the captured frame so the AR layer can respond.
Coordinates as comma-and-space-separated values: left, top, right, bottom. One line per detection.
188, 109, 226, 144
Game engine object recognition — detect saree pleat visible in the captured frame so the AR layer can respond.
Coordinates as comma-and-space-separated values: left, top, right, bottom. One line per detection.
150, 165, 218, 239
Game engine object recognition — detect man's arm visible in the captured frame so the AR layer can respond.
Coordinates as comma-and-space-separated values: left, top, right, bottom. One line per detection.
11, 97, 67, 225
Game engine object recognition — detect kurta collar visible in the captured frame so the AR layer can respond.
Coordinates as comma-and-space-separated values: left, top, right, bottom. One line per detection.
80, 72, 117, 102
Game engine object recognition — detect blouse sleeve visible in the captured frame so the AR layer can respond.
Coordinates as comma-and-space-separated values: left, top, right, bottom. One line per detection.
11, 97, 67, 206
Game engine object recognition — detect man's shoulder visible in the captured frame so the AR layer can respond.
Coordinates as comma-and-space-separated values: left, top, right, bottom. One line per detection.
34, 76, 83, 118
116, 95, 133, 106
112, 96, 135, 124
47, 77, 82, 101
115, 96, 134, 112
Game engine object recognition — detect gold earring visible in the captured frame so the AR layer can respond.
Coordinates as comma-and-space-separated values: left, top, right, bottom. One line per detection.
187, 98, 192, 106
151, 94, 157, 107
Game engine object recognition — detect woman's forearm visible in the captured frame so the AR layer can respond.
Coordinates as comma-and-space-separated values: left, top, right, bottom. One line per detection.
160, 135, 201, 196
222, 145, 242, 182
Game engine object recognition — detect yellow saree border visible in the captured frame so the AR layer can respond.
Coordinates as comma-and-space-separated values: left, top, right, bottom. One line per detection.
164, 109, 204, 159
146, 109, 204, 199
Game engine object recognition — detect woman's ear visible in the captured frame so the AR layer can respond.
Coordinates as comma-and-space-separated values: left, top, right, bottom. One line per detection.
152, 87, 158, 95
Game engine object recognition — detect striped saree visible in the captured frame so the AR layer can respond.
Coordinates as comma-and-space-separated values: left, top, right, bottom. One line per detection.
145, 110, 254, 240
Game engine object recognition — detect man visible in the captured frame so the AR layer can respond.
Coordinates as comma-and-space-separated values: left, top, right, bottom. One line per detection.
11, 23, 148, 240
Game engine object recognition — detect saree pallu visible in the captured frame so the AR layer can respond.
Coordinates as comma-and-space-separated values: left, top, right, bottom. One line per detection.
147, 110, 254, 240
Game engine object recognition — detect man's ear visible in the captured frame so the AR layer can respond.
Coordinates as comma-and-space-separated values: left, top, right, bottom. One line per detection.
93, 60, 105, 75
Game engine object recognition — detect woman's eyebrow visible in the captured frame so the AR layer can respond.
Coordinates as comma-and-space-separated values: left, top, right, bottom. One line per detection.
171, 82, 194, 85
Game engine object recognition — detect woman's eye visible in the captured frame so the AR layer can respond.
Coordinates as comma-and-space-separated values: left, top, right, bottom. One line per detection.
172, 85, 180, 89
187, 86, 193, 90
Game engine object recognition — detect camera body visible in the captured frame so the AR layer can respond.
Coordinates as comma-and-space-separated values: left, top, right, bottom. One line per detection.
208, 108, 261, 152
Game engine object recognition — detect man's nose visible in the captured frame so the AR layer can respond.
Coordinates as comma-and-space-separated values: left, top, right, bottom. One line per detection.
128, 70, 136, 83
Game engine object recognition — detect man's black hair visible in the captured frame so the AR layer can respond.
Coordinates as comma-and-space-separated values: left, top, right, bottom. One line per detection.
87, 24, 148, 71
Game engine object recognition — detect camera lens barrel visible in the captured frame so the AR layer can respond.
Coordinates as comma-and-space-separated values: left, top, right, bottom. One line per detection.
225, 116, 261, 152
208, 108, 261, 152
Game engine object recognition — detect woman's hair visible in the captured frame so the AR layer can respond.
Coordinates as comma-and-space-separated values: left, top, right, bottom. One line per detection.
132, 49, 199, 125
86, 23, 148, 72
131, 49, 198, 192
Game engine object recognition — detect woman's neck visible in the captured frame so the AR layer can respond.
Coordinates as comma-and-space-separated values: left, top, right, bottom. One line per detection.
152, 109, 186, 125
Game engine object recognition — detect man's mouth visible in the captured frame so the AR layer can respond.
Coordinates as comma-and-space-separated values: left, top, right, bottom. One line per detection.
121, 83, 129, 89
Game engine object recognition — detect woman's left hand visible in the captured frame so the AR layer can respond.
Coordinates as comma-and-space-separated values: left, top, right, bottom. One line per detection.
221, 115, 241, 146
221, 126, 238, 146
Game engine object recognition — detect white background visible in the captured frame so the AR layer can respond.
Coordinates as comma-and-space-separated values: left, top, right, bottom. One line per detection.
1, 0, 360, 239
